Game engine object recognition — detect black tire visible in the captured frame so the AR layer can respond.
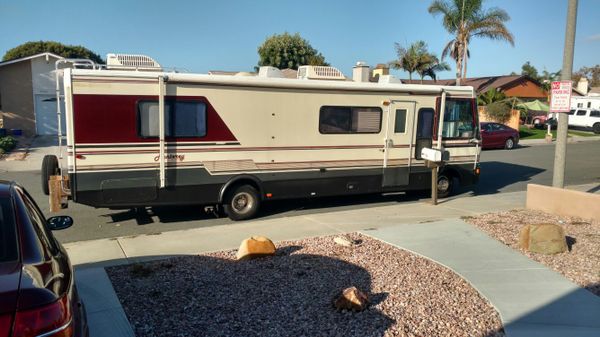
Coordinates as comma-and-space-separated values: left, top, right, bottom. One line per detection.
41, 155, 59, 195
437, 173, 453, 198
504, 137, 515, 150
593, 123, 600, 134
223, 185, 261, 221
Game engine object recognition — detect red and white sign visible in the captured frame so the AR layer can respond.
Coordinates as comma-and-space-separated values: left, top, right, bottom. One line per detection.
549, 81, 572, 112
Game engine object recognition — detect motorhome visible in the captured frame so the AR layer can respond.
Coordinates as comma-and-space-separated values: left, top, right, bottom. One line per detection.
43, 55, 481, 220
571, 95, 600, 110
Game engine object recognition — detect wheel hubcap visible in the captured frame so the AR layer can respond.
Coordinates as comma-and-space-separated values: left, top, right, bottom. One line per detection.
438, 177, 450, 192
507, 139, 513, 148
232, 192, 253, 214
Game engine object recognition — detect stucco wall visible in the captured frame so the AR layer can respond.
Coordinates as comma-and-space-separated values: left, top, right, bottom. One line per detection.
478, 106, 520, 131
31, 56, 61, 96
526, 184, 600, 221
0, 61, 35, 135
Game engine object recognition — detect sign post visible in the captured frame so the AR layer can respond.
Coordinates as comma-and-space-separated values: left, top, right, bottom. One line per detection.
549, 81, 573, 113
552, 0, 578, 189
548, 81, 573, 140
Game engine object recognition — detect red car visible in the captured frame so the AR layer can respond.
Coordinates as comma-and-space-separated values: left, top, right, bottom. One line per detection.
480, 122, 519, 149
0, 181, 88, 337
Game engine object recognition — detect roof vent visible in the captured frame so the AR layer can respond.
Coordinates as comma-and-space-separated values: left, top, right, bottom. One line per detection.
106, 53, 162, 71
297, 65, 346, 81
378, 75, 403, 84
258, 66, 284, 78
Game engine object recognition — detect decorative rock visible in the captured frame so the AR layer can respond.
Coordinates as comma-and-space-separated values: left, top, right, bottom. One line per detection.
334, 236, 354, 247
519, 223, 568, 254
333, 286, 369, 311
236, 236, 276, 260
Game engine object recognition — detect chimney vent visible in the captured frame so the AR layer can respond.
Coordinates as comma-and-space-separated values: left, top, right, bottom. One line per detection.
353, 61, 370, 82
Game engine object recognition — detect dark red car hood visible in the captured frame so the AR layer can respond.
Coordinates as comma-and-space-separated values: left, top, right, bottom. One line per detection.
0, 261, 20, 314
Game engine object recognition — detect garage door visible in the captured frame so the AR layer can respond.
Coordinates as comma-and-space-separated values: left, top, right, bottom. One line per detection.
35, 94, 66, 135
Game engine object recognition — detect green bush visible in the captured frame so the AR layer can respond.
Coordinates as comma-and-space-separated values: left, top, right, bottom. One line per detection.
0, 136, 17, 152
485, 101, 512, 124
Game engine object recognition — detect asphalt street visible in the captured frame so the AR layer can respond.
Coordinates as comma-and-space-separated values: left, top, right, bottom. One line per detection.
2, 141, 599, 243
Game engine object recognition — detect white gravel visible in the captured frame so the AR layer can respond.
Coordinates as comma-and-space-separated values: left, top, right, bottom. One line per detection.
107, 233, 504, 337
464, 209, 600, 296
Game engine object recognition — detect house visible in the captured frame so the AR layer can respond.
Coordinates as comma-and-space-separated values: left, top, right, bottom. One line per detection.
403, 75, 550, 100
0, 52, 68, 136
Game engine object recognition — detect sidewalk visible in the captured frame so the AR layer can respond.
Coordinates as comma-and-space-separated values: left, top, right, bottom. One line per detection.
0, 135, 65, 171
520, 134, 600, 146
365, 219, 600, 337
69, 184, 600, 337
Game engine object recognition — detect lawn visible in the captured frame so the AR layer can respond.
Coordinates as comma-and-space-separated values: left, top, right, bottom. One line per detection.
519, 126, 598, 140
519, 126, 555, 140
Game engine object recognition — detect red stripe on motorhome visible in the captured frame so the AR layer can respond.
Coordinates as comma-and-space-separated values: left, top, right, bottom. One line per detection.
72, 95, 237, 144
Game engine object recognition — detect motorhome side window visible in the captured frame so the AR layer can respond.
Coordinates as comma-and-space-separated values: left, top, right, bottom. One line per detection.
138, 101, 207, 138
442, 99, 475, 138
319, 106, 382, 134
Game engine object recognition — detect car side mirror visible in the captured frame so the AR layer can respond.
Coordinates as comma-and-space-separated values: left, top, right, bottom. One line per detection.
47, 216, 74, 230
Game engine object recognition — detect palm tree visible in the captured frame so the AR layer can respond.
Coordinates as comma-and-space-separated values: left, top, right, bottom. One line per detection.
390, 40, 449, 82
429, 0, 514, 85
389, 40, 429, 81
476, 88, 506, 106
417, 54, 451, 82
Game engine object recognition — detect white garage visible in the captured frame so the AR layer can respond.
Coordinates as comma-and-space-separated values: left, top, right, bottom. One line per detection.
0, 52, 67, 136
34, 94, 66, 135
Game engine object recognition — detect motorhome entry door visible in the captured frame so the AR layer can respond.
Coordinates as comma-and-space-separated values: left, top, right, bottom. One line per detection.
382, 101, 415, 187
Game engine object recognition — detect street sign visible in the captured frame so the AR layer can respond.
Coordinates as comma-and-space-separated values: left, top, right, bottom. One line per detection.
549, 81, 572, 112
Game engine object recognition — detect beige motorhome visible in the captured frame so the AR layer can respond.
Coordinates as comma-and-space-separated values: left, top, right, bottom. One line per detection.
43, 55, 481, 220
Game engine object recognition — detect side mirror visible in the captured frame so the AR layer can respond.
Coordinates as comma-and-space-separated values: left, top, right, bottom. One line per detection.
47, 216, 74, 230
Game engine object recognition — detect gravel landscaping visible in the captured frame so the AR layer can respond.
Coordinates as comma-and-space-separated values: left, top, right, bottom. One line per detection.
464, 209, 600, 296
107, 233, 504, 337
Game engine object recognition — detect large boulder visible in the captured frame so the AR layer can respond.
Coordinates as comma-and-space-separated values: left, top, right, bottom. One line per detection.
519, 223, 568, 254
333, 286, 369, 312
236, 236, 276, 260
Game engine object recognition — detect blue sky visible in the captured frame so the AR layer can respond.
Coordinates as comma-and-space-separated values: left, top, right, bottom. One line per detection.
1, 0, 599, 79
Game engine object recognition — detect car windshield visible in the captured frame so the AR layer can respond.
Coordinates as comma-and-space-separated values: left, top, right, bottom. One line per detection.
0, 197, 18, 263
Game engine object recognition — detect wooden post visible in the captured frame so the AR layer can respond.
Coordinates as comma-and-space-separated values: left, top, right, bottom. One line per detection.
49, 176, 62, 212
431, 166, 438, 206
425, 160, 438, 205
48, 175, 70, 212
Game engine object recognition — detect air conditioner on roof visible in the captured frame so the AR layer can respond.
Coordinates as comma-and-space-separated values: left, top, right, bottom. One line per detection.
106, 53, 162, 71
297, 66, 346, 81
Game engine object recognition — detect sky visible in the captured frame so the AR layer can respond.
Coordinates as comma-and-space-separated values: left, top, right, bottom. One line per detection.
1, 0, 599, 79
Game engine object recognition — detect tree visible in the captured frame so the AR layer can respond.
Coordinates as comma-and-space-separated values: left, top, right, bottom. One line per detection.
573, 65, 600, 87
521, 61, 539, 81
540, 69, 561, 92
390, 40, 448, 82
257, 32, 328, 70
485, 100, 512, 124
417, 54, 451, 82
477, 88, 506, 106
390, 41, 427, 81
428, 0, 514, 85
3, 41, 103, 64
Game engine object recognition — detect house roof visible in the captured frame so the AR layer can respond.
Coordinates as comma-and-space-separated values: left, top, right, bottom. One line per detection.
0, 52, 63, 68
402, 75, 538, 94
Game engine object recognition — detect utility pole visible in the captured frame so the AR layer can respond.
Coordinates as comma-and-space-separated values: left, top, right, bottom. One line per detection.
553, 0, 578, 188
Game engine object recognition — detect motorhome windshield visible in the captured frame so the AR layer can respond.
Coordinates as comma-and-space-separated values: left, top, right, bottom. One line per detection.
442, 99, 476, 138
